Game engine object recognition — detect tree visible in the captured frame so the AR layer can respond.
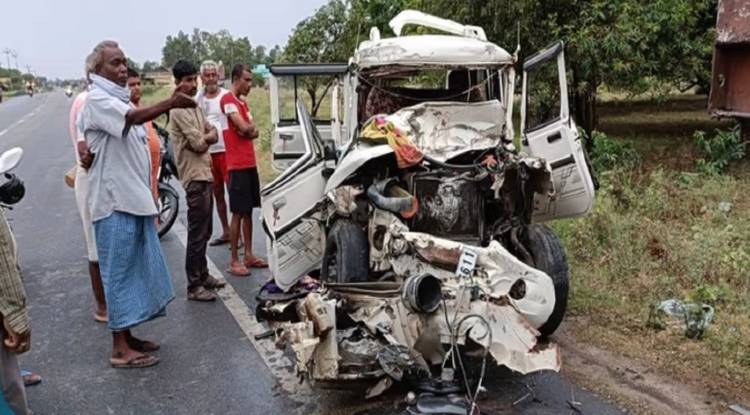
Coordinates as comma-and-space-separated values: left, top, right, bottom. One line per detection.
282, 0, 354, 115
126, 58, 141, 72
162, 31, 195, 68
267, 45, 282, 64
142, 61, 160, 73
405, 0, 717, 136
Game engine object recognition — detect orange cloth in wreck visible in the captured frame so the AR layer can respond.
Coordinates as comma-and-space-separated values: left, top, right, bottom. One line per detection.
360, 116, 423, 168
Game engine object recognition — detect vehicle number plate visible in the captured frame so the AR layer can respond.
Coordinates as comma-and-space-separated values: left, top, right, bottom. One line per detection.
455, 248, 478, 279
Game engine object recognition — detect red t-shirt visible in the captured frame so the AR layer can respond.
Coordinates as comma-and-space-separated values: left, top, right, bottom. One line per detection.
220, 92, 257, 170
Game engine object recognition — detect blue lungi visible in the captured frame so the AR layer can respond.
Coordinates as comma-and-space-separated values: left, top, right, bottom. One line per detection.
94, 212, 174, 331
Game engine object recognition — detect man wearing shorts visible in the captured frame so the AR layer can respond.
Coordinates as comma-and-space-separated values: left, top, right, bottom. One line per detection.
220, 64, 268, 276
196, 60, 231, 246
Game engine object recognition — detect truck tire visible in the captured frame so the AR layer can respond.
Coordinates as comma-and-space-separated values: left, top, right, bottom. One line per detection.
321, 219, 369, 283
525, 224, 569, 338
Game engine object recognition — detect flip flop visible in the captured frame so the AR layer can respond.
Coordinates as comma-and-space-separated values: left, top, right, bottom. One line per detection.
21, 370, 42, 387
227, 263, 251, 277
94, 313, 108, 323
244, 257, 269, 269
110, 354, 160, 369
209, 236, 230, 246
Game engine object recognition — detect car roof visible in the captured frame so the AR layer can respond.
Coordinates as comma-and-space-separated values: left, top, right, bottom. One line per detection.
269, 63, 349, 76
354, 34, 513, 68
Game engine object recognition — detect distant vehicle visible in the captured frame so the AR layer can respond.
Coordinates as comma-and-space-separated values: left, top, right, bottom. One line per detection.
65, 86, 73, 98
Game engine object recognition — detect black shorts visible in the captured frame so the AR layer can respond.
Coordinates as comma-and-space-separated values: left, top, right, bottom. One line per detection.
228, 168, 261, 215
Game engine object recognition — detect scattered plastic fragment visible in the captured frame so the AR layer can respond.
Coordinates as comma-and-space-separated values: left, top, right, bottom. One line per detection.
647, 299, 715, 339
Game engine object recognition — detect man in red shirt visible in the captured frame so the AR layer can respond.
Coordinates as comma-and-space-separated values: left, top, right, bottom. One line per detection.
221, 64, 268, 276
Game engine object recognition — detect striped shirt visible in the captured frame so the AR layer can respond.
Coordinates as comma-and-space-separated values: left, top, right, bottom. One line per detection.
0, 209, 28, 334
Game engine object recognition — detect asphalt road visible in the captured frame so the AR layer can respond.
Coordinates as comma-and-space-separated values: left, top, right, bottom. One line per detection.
0, 92, 626, 415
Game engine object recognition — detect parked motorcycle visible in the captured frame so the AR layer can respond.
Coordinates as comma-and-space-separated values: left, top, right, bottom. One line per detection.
151, 120, 179, 238
0, 147, 26, 259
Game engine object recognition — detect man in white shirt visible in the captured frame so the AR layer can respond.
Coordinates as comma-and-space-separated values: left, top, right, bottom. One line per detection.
197, 60, 231, 246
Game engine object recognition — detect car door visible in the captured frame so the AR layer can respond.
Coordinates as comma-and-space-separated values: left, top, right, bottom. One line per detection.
521, 41, 595, 222
269, 64, 348, 173
261, 100, 329, 292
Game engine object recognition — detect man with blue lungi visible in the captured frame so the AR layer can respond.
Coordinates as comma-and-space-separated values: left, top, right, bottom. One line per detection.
79, 40, 196, 369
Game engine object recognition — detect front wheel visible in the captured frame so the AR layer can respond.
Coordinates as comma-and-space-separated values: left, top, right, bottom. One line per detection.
320, 219, 369, 283
157, 183, 179, 238
524, 224, 570, 338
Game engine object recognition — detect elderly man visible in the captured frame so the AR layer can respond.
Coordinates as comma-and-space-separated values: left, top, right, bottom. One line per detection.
78, 40, 195, 369
196, 60, 231, 246
168, 60, 225, 301
69, 54, 108, 323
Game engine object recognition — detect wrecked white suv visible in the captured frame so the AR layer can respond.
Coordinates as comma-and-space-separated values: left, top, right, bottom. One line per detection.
259, 10, 596, 405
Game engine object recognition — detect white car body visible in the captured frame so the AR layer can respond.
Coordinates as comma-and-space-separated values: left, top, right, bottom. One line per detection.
260, 10, 596, 398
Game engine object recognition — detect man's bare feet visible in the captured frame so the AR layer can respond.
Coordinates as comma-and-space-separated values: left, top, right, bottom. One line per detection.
125, 332, 160, 352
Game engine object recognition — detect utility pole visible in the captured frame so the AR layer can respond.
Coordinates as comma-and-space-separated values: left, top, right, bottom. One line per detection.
2, 48, 11, 71
11, 51, 18, 71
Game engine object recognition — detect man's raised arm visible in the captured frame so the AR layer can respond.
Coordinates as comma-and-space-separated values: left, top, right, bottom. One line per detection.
126, 91, 196, 126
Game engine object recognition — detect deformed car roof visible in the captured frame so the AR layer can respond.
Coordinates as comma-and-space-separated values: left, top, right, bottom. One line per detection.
354, 35, 514, 68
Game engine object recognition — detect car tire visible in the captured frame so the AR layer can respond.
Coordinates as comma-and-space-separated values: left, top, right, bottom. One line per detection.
321, 219, 369, 283
524, 224, 569, 338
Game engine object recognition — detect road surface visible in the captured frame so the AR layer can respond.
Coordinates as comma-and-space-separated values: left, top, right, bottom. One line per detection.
0, 92, 626, 415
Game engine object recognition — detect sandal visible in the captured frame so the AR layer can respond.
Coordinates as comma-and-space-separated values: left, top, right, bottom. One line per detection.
21, 370, 42, 387
209, 236, 230, 246
187, 286, 217, 302
227, 263, 251, 277
244, 257, 269, 269
110, 354, 160, 369
203, 274, 227, 289
94, 312, 108, 323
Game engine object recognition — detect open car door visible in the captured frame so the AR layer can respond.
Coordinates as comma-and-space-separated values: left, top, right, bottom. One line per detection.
521, 41, 595, 222
269, 64, 348, 173
261, 100, 329, 292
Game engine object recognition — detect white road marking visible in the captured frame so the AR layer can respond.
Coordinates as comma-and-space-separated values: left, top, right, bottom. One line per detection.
171, 220, 314, 410
0, 95, 48, 138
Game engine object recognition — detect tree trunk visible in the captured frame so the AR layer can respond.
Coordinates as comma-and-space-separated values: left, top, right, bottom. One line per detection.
573, 85, 597, 152
307, 89, 318, 118
741, 118, 750, 159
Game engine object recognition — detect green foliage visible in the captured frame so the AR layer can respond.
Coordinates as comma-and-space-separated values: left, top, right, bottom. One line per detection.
586, 130, 641, 173
694, 125, 746, 176
401, 0, 716, 132
162, 28, 278, 69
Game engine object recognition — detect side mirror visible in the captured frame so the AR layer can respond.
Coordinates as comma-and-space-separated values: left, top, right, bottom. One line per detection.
0, 147, 23, 174
323, 140, 337, 161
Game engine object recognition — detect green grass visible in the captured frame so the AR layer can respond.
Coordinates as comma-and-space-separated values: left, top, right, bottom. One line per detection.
555, 95, 750, 401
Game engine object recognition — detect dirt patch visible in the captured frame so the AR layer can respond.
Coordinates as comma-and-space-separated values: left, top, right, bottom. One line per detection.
556, 317, 749, 415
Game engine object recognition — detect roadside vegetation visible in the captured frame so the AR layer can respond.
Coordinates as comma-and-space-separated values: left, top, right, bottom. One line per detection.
555, 95, 750, 401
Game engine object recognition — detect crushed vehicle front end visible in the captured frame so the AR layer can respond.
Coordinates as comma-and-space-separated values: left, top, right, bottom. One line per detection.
259, 9, 594, 411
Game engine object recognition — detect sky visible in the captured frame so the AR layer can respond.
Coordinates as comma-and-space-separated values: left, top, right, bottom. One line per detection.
0, 0, 327, 79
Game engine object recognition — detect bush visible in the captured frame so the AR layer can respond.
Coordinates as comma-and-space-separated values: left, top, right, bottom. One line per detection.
586, 130, 641, 173
694, 125, 746, 176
